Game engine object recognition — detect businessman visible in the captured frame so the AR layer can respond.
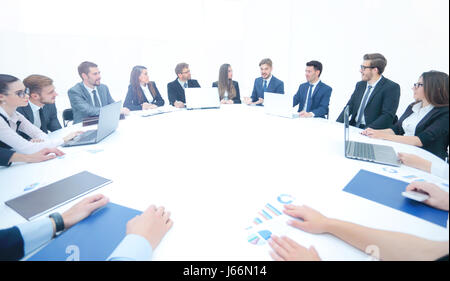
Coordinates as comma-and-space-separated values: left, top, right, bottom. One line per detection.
336, 53, 400, 129
293, 60, 332, 118
68, 61, 129, 124
167, 63, 201, 108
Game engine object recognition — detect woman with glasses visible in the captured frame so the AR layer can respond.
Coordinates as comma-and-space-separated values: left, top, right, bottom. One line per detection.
212, 64, 241, 104
0, 74, 81, 154
362, 71, 449, 160
124, 66, 165, 111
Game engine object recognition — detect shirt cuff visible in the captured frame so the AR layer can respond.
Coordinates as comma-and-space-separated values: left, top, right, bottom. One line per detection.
431, 161, 450, 181
107, 234, 153, 261
17, 218, 53, 257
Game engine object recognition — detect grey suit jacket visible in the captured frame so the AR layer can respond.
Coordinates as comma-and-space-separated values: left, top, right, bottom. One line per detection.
68, 82, 115, 124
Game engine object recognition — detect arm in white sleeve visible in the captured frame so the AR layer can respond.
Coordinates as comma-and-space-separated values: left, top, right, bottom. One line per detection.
431, 160, 449, 181
107, 234, 153, 261
16, 218, 54, 257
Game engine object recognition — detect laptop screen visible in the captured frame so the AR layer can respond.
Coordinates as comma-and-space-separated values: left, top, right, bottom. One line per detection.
97, 101, 122, 141
344, 105, 350, 153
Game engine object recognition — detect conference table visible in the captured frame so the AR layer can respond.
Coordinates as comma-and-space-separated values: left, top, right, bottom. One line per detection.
0, 104, 448, 261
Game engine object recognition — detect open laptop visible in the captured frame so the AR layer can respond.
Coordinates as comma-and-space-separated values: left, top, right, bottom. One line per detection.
264, 92, 298, 119
344, 106, 400, 166
185, 88, 220, 110
63, 101, 122, 147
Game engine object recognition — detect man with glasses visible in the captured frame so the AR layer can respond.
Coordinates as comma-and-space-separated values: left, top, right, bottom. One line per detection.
167, 63, 201, 108
337, 53, 400, 129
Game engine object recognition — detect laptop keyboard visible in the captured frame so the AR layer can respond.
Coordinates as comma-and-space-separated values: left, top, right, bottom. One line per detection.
349, 142, 376, 160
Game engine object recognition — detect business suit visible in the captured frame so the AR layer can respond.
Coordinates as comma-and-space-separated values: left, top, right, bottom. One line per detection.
212, 81, 242, 104
16, 103, 62, 133
293, 81, 332, 118
123, 82, 165, 111
0, 147, 14, 167
251, 76, 284, 103
392, 104, 449, 160
68, 82, 115, 124
167, 79, 201, 106
0, 227, 24, 260
337, 76, 400, 129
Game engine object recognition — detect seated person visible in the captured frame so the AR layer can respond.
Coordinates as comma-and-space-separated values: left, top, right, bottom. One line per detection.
398, 152, 448, 181
212, 64, 241, 104
124, 65, 165, 111
1, 147, 64, 167
363, 71, 449, 160
167, 63, 200, 108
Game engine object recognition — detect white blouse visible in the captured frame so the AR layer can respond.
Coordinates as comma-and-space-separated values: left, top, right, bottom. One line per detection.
0, 106, 64, 154
141, 85, 154, 103
402, 102, 434, 136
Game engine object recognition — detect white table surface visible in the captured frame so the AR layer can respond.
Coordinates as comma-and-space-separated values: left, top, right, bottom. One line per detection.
0, 104, 448, 261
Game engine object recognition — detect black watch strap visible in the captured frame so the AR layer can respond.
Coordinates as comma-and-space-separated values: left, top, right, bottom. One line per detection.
49, 212, 65, 233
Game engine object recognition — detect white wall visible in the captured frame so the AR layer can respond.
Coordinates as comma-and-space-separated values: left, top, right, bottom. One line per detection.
1, 0, 448, 121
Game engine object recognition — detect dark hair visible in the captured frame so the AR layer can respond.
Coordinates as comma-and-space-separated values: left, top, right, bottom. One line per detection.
175, 63, 189, 76
363, 53, 387, 75
259, 58, 273, 68
217, 64, 236, 100
78, 61, 98, 79
130, 66, 156, 103
306, 60, 323, 77
0, 74, 20, 95
422, 71, 449, 107
23, 74, 53, 95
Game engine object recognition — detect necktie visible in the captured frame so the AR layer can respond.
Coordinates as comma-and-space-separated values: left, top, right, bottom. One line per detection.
355, 85, 373, 127
38, 108, 47, 133
92, 89, 101, 107
263, 80, 268, 92
184, 82, 188, 89
305, 84, 314, 112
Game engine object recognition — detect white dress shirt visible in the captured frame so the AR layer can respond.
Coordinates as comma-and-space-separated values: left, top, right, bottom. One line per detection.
83, 84, 102, 107
401, 102, 434, 136
0, 106, 63, 154
28, 101, 42, 129
263, 75, 272, 90
141, 84, 154, 103
431, 160, 449, 181
302, 79, 321, 114
356, 75, 383, 125
178, 79, 188, 89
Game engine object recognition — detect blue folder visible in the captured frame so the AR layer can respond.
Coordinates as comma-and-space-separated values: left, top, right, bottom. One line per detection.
28, 202, 141, 261
343, 169, 448, 228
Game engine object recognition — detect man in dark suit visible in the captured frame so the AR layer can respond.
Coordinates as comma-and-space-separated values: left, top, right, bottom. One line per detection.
245, 58, 284, 106
337, 53, 400, 129
167, 63, 201, 108
68, 61, 130, 124
293, 60, 332, 118
17, 75, 62, 133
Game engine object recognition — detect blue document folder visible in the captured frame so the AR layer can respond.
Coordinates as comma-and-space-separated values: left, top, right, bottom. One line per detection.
28, 202, 141, 261
343, 169, 448, 228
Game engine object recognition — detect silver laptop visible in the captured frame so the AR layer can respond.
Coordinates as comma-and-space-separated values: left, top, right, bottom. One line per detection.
344, 106, 400, 166
264, 92, 298, 119
185, 88, 220, 110
63, 101, 122, 147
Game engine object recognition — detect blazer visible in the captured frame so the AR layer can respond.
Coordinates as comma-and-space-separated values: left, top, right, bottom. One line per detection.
293, 81, 332, 118
0, 147, 14, 167
16, 103, 62, 133
68, 82, 116, 124
251, 76, 284, 103
167, 79, 201, 106
123, 82, 165, 111
212, 81, 242, 104
392, 104, 449, 160
0, 226, 24, 261
337, 76, 400, 129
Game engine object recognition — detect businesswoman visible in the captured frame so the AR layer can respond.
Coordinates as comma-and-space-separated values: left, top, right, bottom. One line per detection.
0, 74, 80, 154
212, 64, 241, 104
363, 71, 449, 160
124, 66, 165, 111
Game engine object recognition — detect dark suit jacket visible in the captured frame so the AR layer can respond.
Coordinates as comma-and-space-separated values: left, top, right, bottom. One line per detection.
68, 82, 116, 124
212, 81, 241, 104
392, 104, 449, 160
123, 82, 165, 111
0, 227, 24, 261
167, 79, 201, 106
16, 103, 61, 133
337, 76, 400, 129
0, 147, 14, 167
293, 81, 332, 118
251, 76, 284, 103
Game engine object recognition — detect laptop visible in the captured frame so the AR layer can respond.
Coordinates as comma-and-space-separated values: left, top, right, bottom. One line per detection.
264, 92, 299, 119
344, 106, 400, 166
185, 88, 220, 110
63, 101, 122, 147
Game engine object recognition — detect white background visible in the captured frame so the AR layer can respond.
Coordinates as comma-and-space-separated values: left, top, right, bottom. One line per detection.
0, 0, 449, 121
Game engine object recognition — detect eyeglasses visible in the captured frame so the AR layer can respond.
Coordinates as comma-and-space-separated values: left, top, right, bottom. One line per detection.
182, 70, 191, 74
15, 88, 30, 98
413, 83, 424, 88
360, 65, 375, 70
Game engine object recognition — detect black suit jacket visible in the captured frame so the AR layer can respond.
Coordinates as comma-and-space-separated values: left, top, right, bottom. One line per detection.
123, 82, 165, 111
0, 227, 24, 261
16, 103, 62, 133
0, 147, 14, 167
167, 79, 201, 106
392, 104, 449, 160
212, 81, 242, 104
337, 76, 400, 129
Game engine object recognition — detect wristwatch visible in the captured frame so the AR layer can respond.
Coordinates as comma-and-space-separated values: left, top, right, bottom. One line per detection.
49, 212, 65, 236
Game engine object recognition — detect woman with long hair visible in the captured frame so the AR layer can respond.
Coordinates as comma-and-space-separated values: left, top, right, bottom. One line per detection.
212, 64, 241, 104
124, 66, 165, 111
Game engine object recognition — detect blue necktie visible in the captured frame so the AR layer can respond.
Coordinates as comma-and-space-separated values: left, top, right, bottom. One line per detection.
305, 84, 314, 112
263, 80, 267, 92
92, 89, 101, 107
355, 85, 373, 127
184, 82, 188, 89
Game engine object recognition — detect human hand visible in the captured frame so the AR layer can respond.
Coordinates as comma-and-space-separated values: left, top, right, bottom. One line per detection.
269, 235, 321, 261
30, 138, 44, 143
299, 111, 313, 118
63, 131, 84, 143
25, 148, 65, 163
398, 153, 431, 173
61, 194, 110, 229
174, 101, 185, 108
121, 107, 130, 115
283, 204, 330, 234
406, 182, 449, 211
